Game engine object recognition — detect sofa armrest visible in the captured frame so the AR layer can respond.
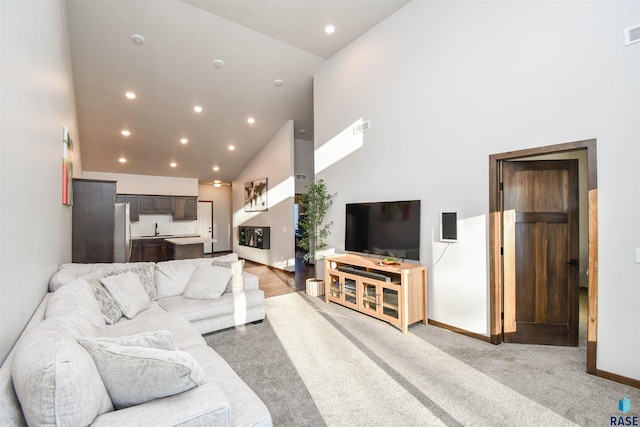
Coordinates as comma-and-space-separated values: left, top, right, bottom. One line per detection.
91, 379, 231, 427
241, 272, 259, 292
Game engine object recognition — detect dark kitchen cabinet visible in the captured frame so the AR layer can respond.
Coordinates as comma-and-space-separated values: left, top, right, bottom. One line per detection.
72, 179, 116, 263
115, 194, 140, 221
174, 197, 198, 220
139, 196, 156, 213
139, 195, 174, 214
130, 238, 167, 262
130, 239, 142, 262
157, 196, 174, 214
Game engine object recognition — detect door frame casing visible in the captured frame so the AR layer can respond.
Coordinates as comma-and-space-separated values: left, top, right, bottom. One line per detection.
488, 139, 598, 374
197, 200, 214, 254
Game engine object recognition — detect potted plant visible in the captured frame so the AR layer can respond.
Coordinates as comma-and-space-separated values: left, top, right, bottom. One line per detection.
298, 178, 336, 296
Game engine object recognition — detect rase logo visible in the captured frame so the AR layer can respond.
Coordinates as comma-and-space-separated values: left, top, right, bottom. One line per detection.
611, 398, 638, 426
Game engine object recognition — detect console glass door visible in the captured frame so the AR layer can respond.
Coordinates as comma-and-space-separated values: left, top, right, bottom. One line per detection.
381, 286, 400, 321
343, 276, 358, 308
361, 281, 378, 315
327, 273, 341, 301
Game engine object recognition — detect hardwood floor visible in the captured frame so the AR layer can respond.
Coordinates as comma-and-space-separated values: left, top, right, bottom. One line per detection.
208, 250, 315, 298
244, 255, 315, 298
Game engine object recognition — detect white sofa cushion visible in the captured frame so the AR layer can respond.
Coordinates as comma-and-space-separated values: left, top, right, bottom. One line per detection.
99, 306, 207, 350
157, 289, 265, 323
156, 260, 198, 298
78, 337, 206, 409
95, 330, 177, 350
183, 265, 232, 300
101, 271, 151, 319
113, 263, 158, 300
45, 278, 106, 336
49, 262, 156, 293
12, 315, 113, 426
212, 259, 246, 293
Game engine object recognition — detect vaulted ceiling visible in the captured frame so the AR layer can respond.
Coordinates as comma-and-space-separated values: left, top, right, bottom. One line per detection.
67, 0, 410, 184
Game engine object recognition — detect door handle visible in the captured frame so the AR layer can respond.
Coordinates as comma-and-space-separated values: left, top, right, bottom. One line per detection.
566, 259, 579, 266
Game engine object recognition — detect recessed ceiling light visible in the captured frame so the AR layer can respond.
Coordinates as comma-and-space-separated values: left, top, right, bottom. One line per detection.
180, 138, 188, 144
324, 25, 335, 34
228, 145, 235, 151
273, 79, 283, 87
125, 91, 136, 99
118, 157, 127, 163
121, 130, 130, 136
194, 106, 203, 113
212, 59, 224, 68
212, 166, 220, 171
247, 117, 255, 124
170, 162, 177, 167
131, 34, 145, 45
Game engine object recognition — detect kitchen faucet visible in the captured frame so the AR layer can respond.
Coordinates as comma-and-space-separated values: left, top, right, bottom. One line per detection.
155, 223, 159, 236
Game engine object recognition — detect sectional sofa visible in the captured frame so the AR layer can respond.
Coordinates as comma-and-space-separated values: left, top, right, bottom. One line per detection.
0, 254, 271, 426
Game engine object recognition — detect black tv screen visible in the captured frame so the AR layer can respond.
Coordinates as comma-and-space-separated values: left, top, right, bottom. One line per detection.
345, 200, 421, 261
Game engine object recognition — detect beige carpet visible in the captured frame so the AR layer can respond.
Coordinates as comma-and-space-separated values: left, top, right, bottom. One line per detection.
206, 291, 640, 426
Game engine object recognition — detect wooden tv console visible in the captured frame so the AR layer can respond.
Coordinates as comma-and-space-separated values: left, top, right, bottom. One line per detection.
324, 254, 427, 334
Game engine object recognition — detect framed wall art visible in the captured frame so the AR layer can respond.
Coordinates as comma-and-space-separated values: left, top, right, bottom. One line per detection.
244, 178, 268, 212
62, 126, 73, 206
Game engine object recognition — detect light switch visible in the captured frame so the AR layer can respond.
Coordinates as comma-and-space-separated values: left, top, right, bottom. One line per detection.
282, 226, 287, 233
636, 248, 640, 264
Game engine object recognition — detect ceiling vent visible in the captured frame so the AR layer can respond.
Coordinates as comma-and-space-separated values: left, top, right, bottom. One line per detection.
295, 173, 307, 182
625, 24, 640, 46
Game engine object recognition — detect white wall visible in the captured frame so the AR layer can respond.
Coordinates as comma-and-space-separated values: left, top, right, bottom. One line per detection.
198, 184, 232, 251
314, 1, 640, 380
0, 0, 79, 362
232, 121, 295, 271
82, 171, 198, 196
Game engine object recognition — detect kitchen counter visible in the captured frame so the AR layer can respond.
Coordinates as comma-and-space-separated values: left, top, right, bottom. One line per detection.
132, 234, 200, 240
164, 237, 218, 260
164, 237, 217, 245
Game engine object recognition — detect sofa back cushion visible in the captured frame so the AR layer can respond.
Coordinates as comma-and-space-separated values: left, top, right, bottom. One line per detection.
12, 317, 113, 426
50, 262, 156, 299
183, 265, 233, 300
45, 279, 106, 336
155, 259, 212, 298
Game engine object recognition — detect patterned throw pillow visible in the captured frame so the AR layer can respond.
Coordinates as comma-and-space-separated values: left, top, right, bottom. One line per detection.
83, 271, 123, 325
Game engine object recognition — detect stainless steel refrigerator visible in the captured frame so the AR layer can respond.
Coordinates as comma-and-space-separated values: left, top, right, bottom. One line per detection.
114, 203, 131, 262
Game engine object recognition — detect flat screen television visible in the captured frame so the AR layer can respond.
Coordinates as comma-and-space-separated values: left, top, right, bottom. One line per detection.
345, 200, 421, 261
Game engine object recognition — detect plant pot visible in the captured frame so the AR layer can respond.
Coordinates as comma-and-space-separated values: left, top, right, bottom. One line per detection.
305, 278, 324, 297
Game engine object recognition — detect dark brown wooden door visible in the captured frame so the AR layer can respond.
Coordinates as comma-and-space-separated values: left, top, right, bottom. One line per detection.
502, 160, 579, 346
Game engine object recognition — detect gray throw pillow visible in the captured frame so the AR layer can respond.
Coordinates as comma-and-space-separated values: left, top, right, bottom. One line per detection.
101, 271, 150, 319
183, 265, 232, 300
78, 337, 205, 409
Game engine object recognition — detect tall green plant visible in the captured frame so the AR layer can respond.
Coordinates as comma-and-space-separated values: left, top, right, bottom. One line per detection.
298, 178, 336, 264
